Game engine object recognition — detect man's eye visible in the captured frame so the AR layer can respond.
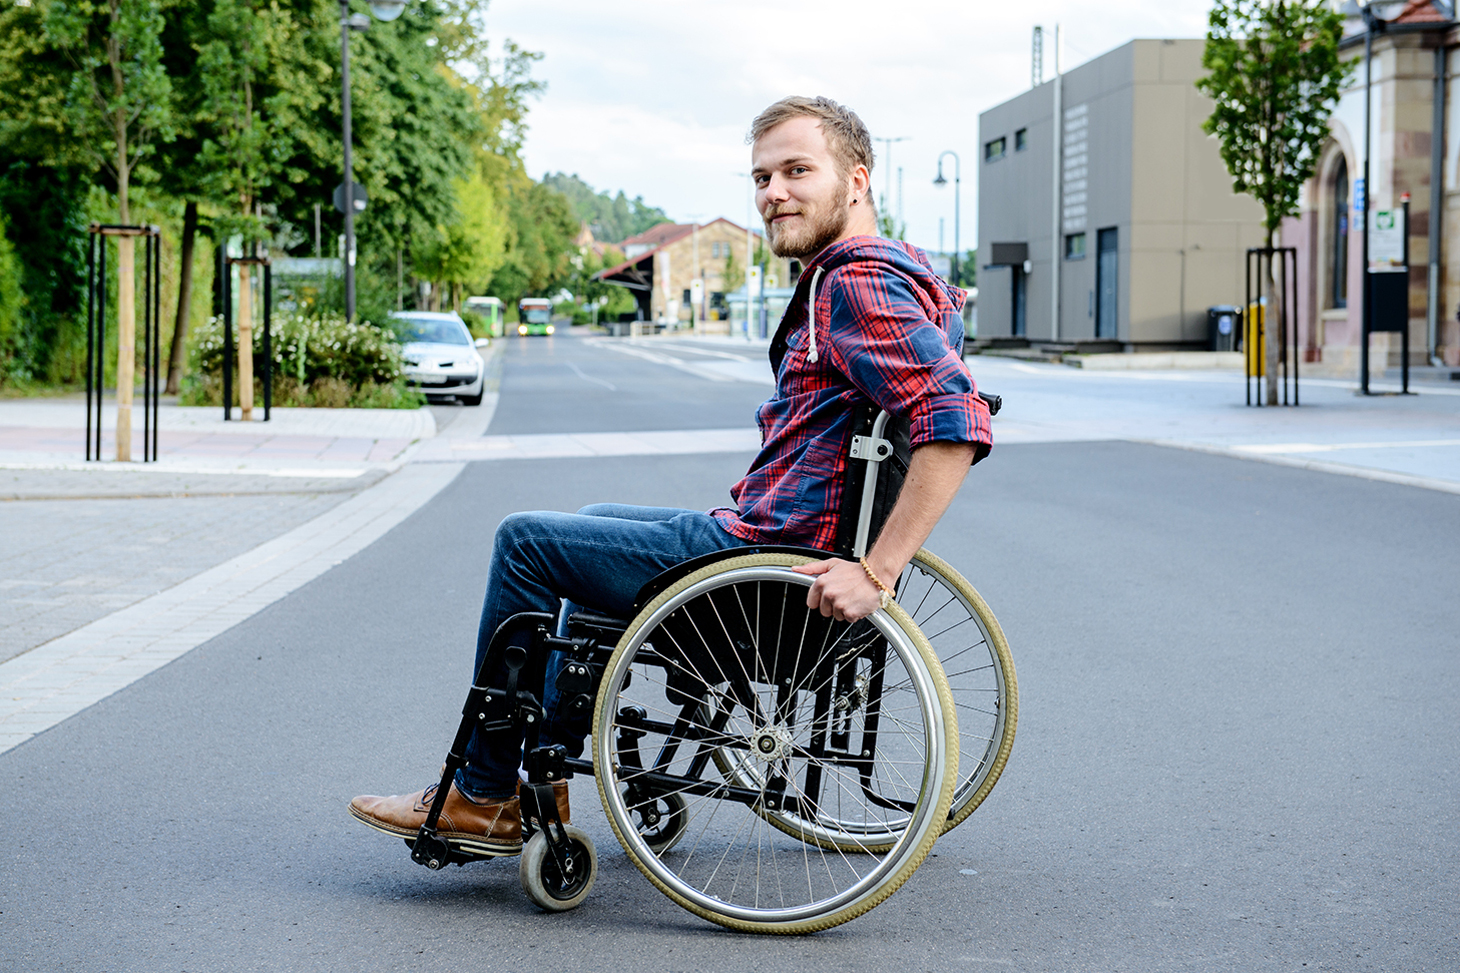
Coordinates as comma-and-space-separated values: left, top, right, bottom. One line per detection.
790, 167, 808, 175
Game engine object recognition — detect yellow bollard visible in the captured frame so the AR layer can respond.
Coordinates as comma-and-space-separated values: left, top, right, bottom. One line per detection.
1245, 301, 1265, 378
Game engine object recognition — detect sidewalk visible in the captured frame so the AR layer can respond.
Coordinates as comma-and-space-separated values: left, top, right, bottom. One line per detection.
0, 398, 436, 499
0, 339, 512, 751
966, 355, 1460, 493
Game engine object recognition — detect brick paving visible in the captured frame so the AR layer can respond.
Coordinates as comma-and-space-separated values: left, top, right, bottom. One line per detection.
0, 490, 354, 663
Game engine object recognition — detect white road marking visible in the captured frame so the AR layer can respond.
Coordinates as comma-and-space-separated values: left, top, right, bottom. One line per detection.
568, 360, 617, 391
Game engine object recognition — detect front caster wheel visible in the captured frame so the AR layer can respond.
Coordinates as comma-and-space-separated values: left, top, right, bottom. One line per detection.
519, 826, 597, 911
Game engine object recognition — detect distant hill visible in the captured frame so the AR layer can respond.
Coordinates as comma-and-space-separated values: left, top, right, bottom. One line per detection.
542, 172, 671, 245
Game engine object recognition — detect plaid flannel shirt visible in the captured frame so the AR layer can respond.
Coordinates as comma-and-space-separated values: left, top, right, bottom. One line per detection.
710, 235, 993, 550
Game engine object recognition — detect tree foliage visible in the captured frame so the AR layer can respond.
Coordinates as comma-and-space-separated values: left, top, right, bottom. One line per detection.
1196, 0, 1352, 242
542, 172, 670, 244
44, 0, 175, 221
0, 0, 676, 391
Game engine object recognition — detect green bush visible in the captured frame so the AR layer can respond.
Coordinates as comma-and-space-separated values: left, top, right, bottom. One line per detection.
0, 212, 22, 380
182, 311, 424, 409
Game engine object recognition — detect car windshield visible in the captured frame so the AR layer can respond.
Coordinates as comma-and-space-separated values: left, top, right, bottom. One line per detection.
398, 316, 469, 345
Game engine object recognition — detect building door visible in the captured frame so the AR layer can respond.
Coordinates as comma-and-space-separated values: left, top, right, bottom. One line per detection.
1095, 227, 1118, 339
1011, 267, 1027, 337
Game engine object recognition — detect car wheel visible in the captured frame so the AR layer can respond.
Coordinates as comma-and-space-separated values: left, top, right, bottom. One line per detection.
461, 391, 483, 406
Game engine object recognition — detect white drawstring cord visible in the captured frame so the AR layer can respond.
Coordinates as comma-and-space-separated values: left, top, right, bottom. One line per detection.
806, 266, 824, 363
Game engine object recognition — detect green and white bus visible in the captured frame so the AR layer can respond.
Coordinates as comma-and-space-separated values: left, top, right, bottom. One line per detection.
517, 297, 554, 336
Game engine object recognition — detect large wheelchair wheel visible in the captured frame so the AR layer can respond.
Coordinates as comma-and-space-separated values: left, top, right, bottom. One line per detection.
897, 550, 1018, 833
711, 550, 1018, 852
593, 552, 957, 934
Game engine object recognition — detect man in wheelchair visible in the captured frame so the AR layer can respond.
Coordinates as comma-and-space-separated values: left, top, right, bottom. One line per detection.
349, 95, 993, 863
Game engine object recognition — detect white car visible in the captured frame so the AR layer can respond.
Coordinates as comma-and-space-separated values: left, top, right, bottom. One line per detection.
392, 311, 487, 406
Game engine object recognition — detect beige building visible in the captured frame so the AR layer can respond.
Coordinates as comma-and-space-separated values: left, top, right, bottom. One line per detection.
597, 218, 795, 329
976, 38, 1266, 349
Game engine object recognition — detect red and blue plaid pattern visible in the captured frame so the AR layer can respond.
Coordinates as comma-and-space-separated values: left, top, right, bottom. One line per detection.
711, 236, 993, 550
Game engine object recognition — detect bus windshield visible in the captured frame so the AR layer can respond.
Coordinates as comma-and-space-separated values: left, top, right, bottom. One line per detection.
521, 306, 551, 325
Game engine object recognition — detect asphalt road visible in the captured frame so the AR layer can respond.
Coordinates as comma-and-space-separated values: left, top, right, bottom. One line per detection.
3, 330, 1457, 972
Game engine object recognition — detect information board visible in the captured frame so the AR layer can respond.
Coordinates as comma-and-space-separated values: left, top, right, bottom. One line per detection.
1369, 209, 1406, 271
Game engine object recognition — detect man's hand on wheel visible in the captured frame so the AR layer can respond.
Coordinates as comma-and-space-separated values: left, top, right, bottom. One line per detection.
793, 558, 885, 623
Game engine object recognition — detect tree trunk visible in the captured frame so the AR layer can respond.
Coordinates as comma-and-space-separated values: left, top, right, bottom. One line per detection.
238, 262, 253, 421
110, 0, 134, 461
165, 201, 198, 395
1264, 230, 1280, 406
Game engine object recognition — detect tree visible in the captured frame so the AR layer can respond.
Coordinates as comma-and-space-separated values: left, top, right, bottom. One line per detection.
413, 167, 508, 310
487, 177, 578, 306
541, 172, 670, 244
1197, 0, 1350, 403
44, 0, 174, 458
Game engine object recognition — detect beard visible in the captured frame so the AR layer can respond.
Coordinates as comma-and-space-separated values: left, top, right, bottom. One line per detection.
763, 193, 850, 260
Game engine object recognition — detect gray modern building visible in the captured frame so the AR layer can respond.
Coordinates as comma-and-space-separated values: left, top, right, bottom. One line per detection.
976, 38, 1266, 350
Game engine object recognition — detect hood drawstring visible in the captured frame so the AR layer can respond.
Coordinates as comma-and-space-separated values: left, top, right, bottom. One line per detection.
806, 266, 825, 363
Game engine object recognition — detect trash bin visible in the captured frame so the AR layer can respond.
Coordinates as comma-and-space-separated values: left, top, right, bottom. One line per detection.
1208, 305, 1240, 352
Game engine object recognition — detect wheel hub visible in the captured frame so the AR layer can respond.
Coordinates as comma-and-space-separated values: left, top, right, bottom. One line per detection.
750, 725, 794, 763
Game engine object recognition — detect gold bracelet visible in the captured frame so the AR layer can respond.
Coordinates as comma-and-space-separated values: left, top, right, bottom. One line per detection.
859, 557, 893, 610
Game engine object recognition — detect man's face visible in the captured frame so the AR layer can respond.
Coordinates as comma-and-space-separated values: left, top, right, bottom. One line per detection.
751, 117, 854, 260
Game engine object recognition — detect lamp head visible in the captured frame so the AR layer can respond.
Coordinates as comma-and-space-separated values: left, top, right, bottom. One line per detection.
933, 165, 947, 188
369, 0, 407, 21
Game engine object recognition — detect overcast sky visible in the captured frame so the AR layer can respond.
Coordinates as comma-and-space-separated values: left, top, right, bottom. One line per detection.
485, 0, 1212, 254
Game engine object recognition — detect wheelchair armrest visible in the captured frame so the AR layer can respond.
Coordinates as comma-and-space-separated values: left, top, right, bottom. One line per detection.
565, 611, 629, 640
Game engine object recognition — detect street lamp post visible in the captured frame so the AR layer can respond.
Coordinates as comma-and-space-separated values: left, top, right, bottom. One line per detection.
338, 0, 407, 322
873, 136, 909, 234
933, 151, 961, 286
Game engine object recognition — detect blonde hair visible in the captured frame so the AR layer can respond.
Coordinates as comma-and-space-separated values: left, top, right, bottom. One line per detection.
748, 96, 876, 210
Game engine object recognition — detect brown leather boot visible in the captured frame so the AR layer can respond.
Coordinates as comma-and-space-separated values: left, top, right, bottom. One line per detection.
349, 781, 522, 857
518, 779, 571, 828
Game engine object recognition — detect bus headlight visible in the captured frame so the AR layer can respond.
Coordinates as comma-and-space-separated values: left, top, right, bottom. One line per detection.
518, 324, 527, 336
546, 325, 555, 335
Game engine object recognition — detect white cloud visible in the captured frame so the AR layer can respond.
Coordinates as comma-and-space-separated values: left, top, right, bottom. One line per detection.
486, 0, 1211, 252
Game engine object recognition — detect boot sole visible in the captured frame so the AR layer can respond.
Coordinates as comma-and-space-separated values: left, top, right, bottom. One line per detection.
348, 803, 524, 858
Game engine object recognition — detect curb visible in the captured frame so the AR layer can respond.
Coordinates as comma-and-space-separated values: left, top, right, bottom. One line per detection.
1140, 438, 1460, 497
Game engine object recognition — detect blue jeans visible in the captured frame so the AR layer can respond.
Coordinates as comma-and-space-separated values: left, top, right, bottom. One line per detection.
457, 504, 747, 798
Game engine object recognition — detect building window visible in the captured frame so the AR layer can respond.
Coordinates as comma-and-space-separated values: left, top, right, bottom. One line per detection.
1064, 233, 1086, 260
1331, 156, 1349, 309
1015, 128, 1028, 151
985, 137, 1006, 161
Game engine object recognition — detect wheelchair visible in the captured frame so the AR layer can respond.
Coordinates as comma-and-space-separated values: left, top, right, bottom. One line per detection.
404, 397, 1018, 934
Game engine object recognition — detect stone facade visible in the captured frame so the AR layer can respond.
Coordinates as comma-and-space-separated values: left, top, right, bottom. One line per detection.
1283, 2, 1457, 377
598, 218, 795, 330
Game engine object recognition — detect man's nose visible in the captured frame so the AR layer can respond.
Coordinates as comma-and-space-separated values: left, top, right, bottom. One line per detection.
762, 173, 791, 206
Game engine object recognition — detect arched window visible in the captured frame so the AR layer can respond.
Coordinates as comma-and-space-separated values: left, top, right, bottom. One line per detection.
1331, 156, 1349, 309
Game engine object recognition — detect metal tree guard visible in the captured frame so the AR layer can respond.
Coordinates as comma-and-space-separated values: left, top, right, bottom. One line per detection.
86, 224, 162, 461
1243, 247, 1300, 407
219, 253, 274, 422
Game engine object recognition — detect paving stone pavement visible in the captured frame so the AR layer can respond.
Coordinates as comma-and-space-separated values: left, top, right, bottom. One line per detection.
0, 489, 357, 663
